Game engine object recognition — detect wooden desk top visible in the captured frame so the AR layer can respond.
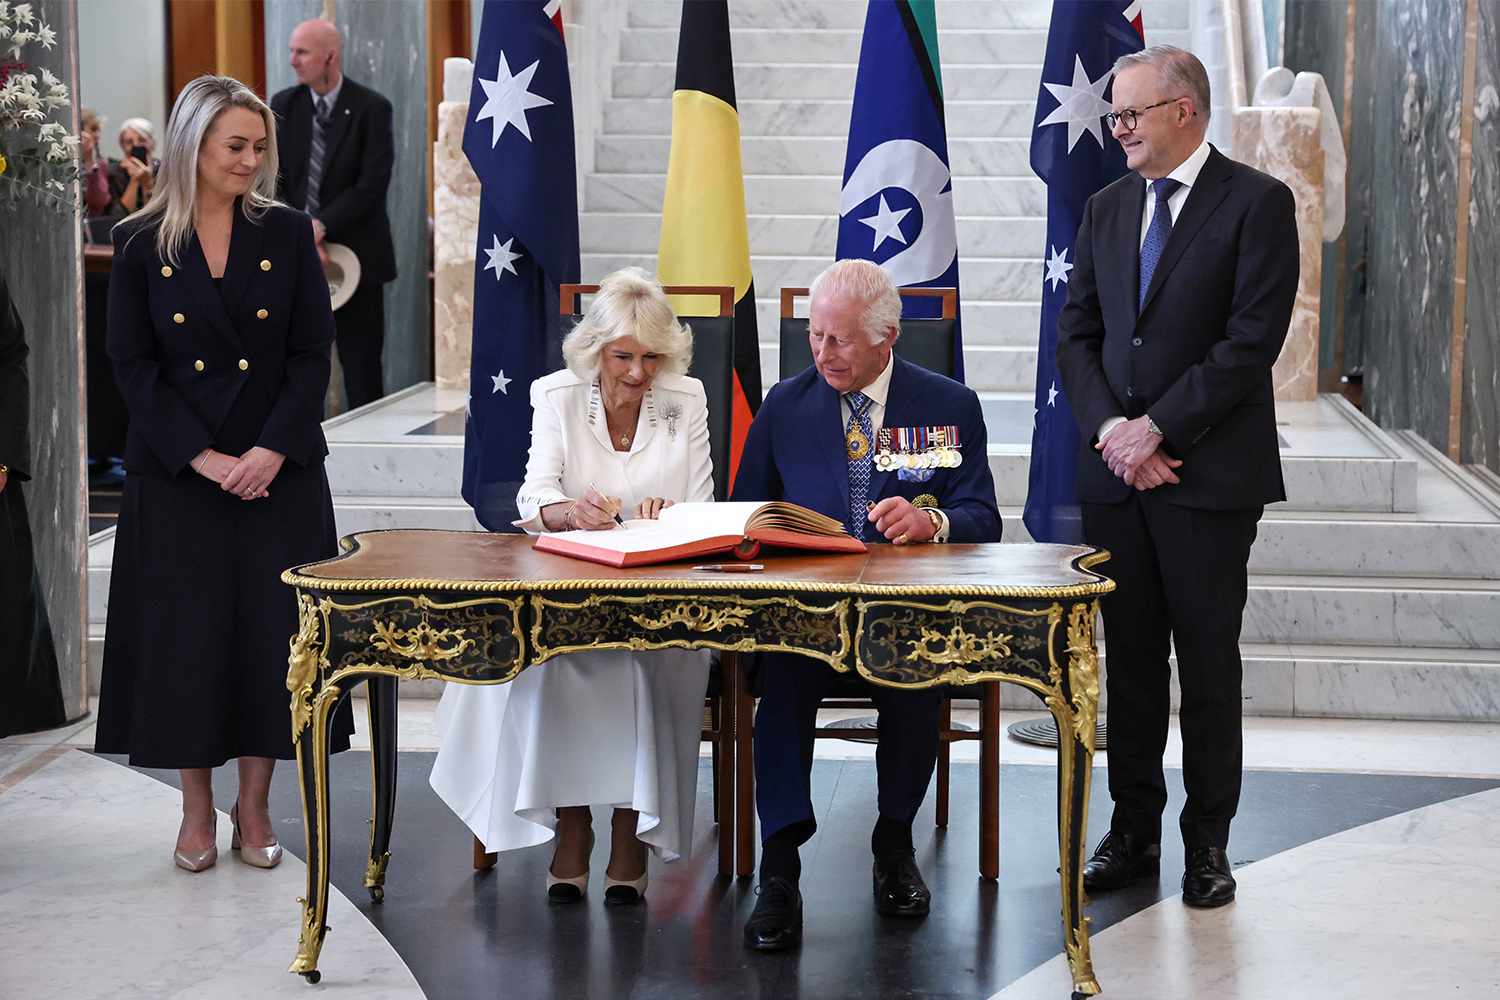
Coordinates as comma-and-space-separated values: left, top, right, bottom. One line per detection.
284, 530, 1113, 599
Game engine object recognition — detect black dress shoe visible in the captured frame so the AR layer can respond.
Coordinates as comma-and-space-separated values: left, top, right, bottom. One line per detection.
744, 876, 803, 951
1182, 847, 1236, 908
1082, 831, 1161, 893
873, 854, 931, 918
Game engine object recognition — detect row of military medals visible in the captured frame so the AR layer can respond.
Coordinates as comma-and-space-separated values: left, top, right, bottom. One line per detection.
877, 425, 962, 470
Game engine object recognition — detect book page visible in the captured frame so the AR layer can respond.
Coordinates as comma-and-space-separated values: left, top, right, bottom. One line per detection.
537, 518, 735, 554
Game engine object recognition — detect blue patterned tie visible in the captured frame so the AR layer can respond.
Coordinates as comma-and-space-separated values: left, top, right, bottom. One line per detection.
1139, 177, 1182, 307
305, 97, 330, 215
844, 391, 873, 540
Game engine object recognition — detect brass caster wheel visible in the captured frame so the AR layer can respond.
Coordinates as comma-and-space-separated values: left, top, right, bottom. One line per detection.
369, 885, 384, 904
301, 970, 321, 985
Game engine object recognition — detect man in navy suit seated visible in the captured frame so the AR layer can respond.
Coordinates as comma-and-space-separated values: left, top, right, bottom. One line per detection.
733, 260, 1004, 951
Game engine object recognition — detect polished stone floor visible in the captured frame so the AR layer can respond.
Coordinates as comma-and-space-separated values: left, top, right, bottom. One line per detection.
5, 706, 1500, 999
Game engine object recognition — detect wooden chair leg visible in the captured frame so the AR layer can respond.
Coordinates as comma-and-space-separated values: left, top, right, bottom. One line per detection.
716, 654, 737, 878
935, 697, 952, 829
735, 679, 756, 878
473, 835, 496, 872
710, 696, 721, 825
979, 682, 1000, 881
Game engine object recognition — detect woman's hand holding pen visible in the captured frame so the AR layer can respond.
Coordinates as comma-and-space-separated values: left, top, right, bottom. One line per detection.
569, 485, 623, 531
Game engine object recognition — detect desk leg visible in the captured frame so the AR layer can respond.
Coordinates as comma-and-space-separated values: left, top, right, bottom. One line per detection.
1050, 601, 1102, 999
289, 681, 349, 985
364, 675, 398, 903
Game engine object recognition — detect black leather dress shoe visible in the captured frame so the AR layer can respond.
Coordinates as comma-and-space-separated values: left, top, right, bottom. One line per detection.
873, 854, 931, 917
1082, 831, 1161, 893
744, 876, 803, 951
1182, 847, 1236, 907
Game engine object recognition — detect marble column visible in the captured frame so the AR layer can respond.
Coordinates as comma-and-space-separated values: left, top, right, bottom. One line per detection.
263, 1, 431, 398
1233, 106, 1324, 401
0, 0, 88, 719
1461, 1, 1499, 475
433, 89, 478, 391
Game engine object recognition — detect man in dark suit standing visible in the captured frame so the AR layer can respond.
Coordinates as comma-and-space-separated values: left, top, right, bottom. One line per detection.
733, 259, 1004, 950
1056, 45, 1298, 908
271, 19, 396, 409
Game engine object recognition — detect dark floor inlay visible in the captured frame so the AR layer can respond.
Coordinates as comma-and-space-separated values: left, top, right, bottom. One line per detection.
116, 752, 1499, 1000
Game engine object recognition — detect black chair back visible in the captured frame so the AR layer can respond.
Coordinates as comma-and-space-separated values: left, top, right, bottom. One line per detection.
777, 286, 959, 381
562, 284, 736, 501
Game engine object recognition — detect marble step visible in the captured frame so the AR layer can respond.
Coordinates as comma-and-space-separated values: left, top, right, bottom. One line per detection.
601, 97, 1039, 139
592, 136, 1038, 179
586, 172, 1044, 216
625, 0, 1190, 31
757, 341, 1037, 394
620, 27, 1049, 65
613, 61, 1046, 102
582, 251, 1038, 313
1237, 575, 1500, 649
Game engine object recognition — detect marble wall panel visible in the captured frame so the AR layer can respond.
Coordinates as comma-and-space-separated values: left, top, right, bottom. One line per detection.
1359, 1, 1467, 452
0, 0, 88, 718
433, 102, 478, 391
1462, 1, 1500, 474
264, 0, 430, 398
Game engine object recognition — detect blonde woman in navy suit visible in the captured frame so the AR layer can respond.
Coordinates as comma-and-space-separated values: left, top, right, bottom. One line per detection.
431, 268, 714, 905
95, 76, 353, 873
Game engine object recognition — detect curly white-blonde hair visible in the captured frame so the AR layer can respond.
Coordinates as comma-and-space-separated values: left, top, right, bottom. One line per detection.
562, 268, 693, 378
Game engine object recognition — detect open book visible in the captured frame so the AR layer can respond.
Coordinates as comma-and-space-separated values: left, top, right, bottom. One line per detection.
533, 501, 867, 568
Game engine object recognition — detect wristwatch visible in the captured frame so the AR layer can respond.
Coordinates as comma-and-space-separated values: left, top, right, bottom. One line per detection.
1146, 415, 1164, 437
0, 463, 8, 476
919, 506, 942, 537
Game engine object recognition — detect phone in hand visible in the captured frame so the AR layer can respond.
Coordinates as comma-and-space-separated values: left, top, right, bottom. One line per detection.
130, 145, 149, 165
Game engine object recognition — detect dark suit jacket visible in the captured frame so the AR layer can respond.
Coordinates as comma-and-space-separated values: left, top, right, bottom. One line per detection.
0, 274, 30, 481
270, 77, 397, 286
1056, 145, 1299, 510
732, 356, 1004, 543
107, 203, 334, 478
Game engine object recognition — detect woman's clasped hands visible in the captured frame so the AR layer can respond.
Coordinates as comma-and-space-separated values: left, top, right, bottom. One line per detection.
191, 446, 286, 499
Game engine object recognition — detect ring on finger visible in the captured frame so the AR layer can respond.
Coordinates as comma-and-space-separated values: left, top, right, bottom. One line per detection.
896, 532, 909, 544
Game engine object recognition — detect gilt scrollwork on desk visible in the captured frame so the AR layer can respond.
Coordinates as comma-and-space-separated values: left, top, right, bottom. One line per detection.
855, 599, 1058, 689
532, 592, 849, 669
370, 617, 474, 662
287, 593, 331, 743
314, 593, 526, 686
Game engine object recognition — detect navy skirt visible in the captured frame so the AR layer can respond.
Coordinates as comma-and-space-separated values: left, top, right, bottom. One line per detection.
95, 460, 354, 768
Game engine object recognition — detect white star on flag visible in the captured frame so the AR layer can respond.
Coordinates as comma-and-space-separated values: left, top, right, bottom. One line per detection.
1123, 0, 1144, 22
1037, 55, 1114, 152
1044, 244, 1074, 292
483, 234, 522, 281
857, 194, 911, 252
474, 51, 553, 147
491, 370, 512, 395
1047, 381, 1060, 407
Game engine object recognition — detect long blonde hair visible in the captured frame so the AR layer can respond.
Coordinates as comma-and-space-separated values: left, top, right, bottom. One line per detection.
120, 75, 280, 265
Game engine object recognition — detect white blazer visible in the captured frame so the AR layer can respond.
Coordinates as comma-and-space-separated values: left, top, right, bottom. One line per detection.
514, 368, 715, 531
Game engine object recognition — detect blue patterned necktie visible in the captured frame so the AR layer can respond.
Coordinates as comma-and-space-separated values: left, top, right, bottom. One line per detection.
1139, 177, 1183, 307
305, 97, 330, 215
844, 391, 874, 540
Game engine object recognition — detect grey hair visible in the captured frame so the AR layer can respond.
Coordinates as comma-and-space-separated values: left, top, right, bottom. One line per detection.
120, 76, 280, 267
1113, 45, 1212, 124
117, 116, 156, 146
562, 268, 693, 379
809, 259, 903, 345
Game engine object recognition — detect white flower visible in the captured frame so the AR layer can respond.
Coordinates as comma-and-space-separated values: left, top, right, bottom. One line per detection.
14, 3, 33, 25
34, 23, 53, 47
0, 1, 12, 22
38, 67, 57, 87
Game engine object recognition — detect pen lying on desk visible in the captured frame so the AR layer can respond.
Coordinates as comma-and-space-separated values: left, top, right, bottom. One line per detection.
691, 564, 765, 573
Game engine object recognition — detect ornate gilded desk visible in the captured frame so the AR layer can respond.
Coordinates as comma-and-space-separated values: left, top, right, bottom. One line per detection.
280, 530, 1113, 996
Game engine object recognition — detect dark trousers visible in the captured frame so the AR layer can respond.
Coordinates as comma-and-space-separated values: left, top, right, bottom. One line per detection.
1082, 493, 1261, 850
754, 653, 943, 847
334, 280, 385, 410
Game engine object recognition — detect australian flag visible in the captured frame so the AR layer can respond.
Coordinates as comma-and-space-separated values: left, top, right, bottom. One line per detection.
1022, 1, 1143, 543
836, 0, 963, 380
461, 0, 580, 531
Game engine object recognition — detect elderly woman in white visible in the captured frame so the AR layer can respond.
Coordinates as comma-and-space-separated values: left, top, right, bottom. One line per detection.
431, 268, 715, 905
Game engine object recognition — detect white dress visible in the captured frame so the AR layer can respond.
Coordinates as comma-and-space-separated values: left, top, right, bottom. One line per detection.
430, 369, 716, 861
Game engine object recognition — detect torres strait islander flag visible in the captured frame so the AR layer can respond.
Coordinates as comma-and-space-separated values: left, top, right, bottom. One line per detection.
1022, 0, 1144, 544
656, 0, 760, 493
836, 0, 964, 381
460, 0, 580, 531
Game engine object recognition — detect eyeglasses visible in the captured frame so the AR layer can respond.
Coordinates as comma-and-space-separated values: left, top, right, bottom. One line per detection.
1105, 97, 1189, 132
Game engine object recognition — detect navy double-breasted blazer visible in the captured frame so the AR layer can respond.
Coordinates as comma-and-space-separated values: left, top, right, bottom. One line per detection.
733, 356, 1004, 543
107, 202, 334, 478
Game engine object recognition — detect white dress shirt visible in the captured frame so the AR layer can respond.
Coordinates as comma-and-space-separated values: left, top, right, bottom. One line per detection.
842, 353, 950, 542
1100, 137, 1213, 443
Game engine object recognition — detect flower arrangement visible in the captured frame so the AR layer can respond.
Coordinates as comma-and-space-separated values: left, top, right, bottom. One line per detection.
0, 1, 78, 211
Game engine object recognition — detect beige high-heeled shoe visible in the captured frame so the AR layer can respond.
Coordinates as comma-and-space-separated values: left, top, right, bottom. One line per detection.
230, 803, 284, 869
547, 828, 594, 903
603, 868, 648, 906
174, 814, 218, 873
